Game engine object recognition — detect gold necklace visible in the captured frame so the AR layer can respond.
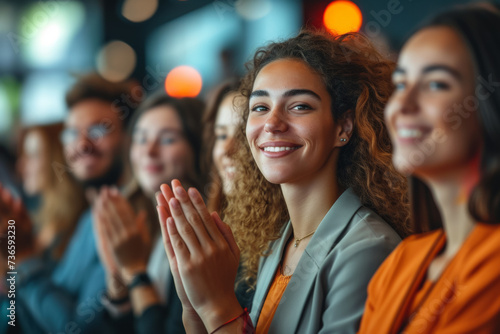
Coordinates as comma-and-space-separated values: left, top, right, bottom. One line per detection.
293, 229, 316, 247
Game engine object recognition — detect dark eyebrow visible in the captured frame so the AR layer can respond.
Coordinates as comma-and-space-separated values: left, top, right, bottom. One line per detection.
393, 67, 405, 76
393, 65, 462, 80
250, 90, 269, 98
133, 127, 182, 135
250, 89, 321, 100
421, 65, 462, 80
283, 89, 321, 101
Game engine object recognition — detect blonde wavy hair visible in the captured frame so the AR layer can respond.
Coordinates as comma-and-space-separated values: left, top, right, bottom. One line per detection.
225, 30, 411, 289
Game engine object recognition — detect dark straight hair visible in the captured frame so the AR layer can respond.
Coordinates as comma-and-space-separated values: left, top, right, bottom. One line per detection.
129, 92, 206, 190
410, 7, 500, 233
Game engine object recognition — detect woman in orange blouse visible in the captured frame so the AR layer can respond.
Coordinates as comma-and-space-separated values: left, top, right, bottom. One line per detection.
358, 7, 500, 334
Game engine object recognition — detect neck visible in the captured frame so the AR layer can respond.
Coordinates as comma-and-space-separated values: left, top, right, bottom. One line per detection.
424, 155, 480, 256
429, 182, 474, 255
280, 155, 342, 238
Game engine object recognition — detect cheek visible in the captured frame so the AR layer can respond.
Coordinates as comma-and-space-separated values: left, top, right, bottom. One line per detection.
212, 143, 224, 167
160, 144, 194, 171
384, 98, 398, 136
245, 117, 260, 144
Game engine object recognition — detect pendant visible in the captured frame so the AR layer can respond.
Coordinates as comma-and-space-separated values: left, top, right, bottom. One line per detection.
294, 240, 299, 247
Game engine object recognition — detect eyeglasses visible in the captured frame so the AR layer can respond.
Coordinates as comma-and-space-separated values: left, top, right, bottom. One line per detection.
60, 124, 113, 145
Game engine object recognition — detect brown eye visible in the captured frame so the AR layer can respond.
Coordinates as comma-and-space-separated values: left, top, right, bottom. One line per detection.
394, 82, 406, 91
251, 105, 268, 112
429, 81, 450, 91
292, 104, 311, 111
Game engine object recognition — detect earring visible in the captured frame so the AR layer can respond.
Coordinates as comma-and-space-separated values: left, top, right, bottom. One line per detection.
340, 138, 347, 142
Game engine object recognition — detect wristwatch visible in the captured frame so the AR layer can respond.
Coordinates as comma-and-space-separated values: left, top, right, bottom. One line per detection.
127, 272, 152, 290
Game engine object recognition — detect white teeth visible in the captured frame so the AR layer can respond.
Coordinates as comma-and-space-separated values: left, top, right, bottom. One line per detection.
263, 146, 298, 152
398, 128, 423, 138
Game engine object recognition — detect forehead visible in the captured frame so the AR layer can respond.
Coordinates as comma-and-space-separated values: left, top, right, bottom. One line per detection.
135, 105, 183, 130
24, 130, 44, 153
253, 58, 327, 93
398, 26, 474, 75
216, 93, 240, 126
66, 98, 123, 128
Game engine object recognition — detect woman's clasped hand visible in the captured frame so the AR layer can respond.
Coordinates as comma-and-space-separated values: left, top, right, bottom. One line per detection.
156, 179, 246, 333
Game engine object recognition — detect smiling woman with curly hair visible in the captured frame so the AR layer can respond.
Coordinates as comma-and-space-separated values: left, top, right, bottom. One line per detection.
156, 29, 410, 334
226, 31, 411, 293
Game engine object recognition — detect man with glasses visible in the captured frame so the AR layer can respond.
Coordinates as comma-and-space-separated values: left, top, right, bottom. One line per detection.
12, 74, 139, 334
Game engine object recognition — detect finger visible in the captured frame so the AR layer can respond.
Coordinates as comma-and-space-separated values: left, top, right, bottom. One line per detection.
168, 197, 200, 255
99, 211, 114, 245
101, 188, 124, 241
160, 184, 175, 205
93, 194, 112, 242
188, 187, 223, 243
108, 188, 136, 230
95, 209, 112, 245
157, 206, 172, 257
171, 180, 212, 245
162, 217, 190, 308
156, 203, 171, 227
166, 215, 190, 263
212, 212, 240, 260
95, 210, 119, 274
155, 191, 171, 218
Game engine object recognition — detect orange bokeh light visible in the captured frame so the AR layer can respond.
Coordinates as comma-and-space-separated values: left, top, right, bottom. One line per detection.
323, 1, 363, 36
164, 65, 202, 98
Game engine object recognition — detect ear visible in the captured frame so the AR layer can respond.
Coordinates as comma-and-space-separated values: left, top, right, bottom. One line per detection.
334, 110, 354, 148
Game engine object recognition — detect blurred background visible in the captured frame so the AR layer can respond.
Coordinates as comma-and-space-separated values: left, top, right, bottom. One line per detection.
0, 0, 498, 150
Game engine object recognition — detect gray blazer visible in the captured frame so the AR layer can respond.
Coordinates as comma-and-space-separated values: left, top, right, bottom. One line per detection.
250, 188, 401, 333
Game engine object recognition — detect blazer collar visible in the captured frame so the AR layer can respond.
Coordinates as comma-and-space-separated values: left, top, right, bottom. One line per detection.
250, 188, 363, 329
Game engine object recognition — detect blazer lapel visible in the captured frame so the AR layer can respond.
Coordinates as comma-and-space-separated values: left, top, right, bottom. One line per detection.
250, 223, 293, 324
269, 188, 363, 333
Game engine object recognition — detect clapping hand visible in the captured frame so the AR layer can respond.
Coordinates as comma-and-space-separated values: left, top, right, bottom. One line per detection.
156, 179, 243, 333
92, 187, 150, 285
0, 183, 34, 265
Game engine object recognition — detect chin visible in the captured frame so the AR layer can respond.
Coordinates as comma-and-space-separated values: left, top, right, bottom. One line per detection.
392, 152, 419, 176
138, 178, 159, 195
261, 172, 289, 185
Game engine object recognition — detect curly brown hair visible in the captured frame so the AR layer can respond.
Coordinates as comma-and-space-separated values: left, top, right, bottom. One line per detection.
224, 30, 411, 289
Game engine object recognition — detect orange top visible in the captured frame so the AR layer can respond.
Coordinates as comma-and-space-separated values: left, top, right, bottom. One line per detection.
255, 265, 292, 334
358, 223, 500, 334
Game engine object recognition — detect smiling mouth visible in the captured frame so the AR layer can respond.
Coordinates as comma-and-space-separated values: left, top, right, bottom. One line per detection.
144, 165, 164, 173
397, 128, 424, 139
262, 146, 300, 152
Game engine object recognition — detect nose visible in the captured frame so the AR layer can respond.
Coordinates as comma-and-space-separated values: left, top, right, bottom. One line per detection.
398, 85, 419, 115
75, 132, 95, 156
146, 139, 159, 157
264, 109, 288, 133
